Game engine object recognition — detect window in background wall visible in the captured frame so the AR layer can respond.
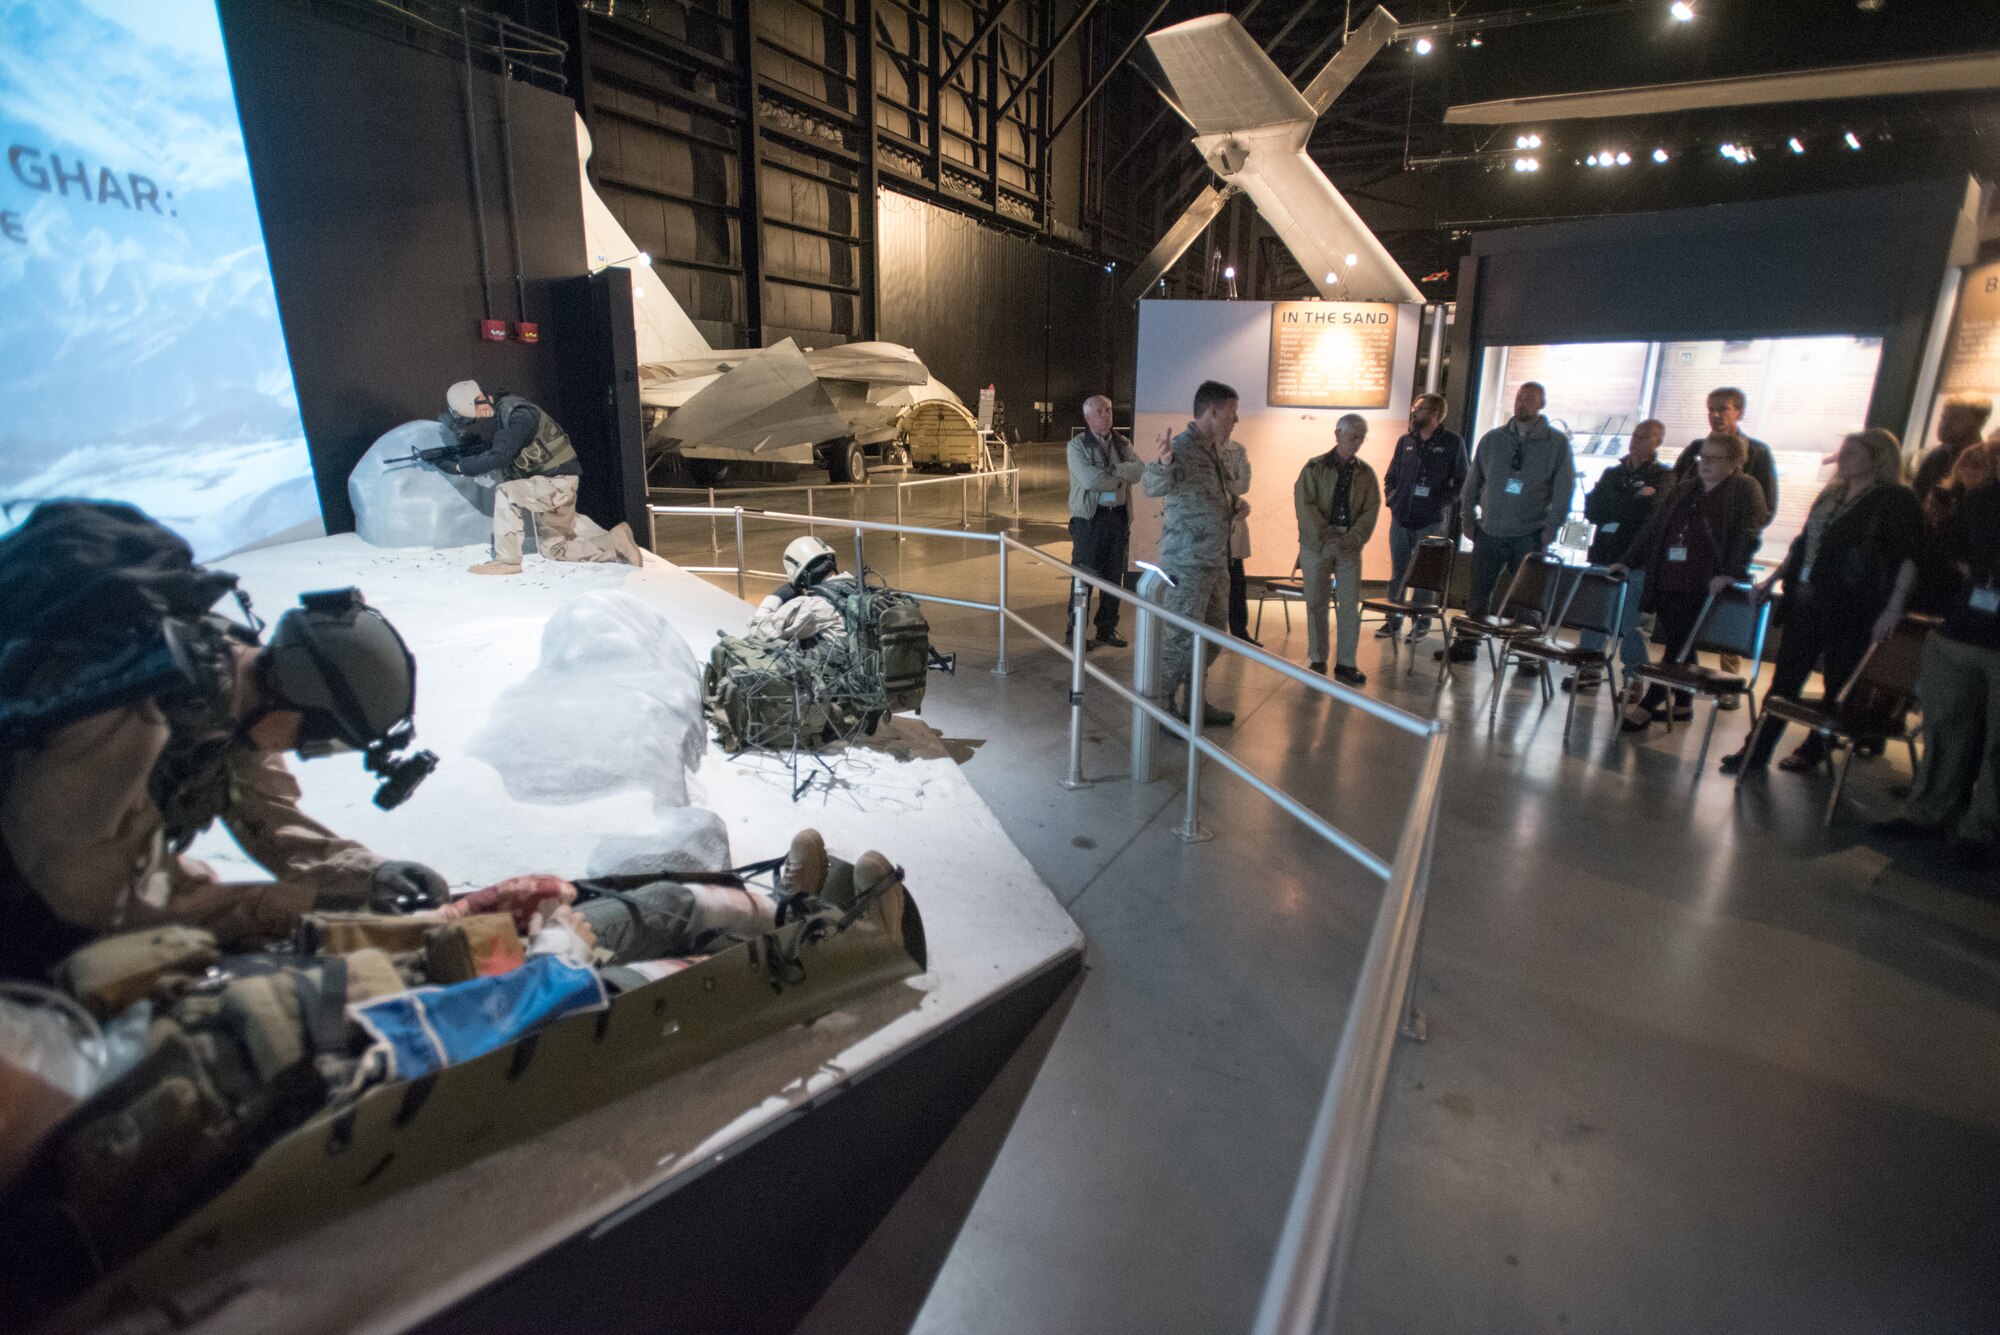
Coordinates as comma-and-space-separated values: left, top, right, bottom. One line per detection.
1475, 335, 1885, 565
0, 0, 321, 559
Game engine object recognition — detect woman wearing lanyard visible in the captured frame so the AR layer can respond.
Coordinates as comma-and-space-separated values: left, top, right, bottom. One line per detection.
1718, 429, 1917, 773
1875, 466, 2000, 866
1613, 432, 1771, 732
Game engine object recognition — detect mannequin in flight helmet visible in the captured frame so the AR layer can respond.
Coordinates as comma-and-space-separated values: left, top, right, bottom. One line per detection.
1, 579, 447, 980
747, 536, 857, 644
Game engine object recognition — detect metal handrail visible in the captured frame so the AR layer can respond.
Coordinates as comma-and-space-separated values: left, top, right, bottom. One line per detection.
651, 467, 1022, 553
646, 501, 1450, 1331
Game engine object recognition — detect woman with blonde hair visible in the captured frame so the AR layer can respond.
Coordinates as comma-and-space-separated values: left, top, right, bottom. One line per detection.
1721, 428, 1919, 773
1921, 436, 1999, 538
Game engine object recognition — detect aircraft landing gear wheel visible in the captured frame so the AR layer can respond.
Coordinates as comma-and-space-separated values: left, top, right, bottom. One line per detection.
828, 438, 866, 484
884, 443, 911, 468
687, 458, 733, 487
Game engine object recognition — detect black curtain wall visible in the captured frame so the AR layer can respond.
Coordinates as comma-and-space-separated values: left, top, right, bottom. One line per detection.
877, 190, 1124, 436
218, 0, 589, 533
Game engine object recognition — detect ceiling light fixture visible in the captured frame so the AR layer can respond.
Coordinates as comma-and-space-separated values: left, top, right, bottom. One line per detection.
1514, 133, 1542, 150
1586, 153, 1600, 167
1468, 35, 1483, 47
1669, 1, 1695, 20
1414, 37, 1434, 55
1789, 136, 1806, 154
1615, 151, 1631, 166
1652, 147, 1670, 163
1512, 156, 1539, 172
1344, 253, 1359, 268
1844, 131, 1863, 150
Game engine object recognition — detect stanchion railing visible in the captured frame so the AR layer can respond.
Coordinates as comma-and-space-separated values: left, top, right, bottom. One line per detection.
647, 502, 1450, 1332
651, 466, 1021, 556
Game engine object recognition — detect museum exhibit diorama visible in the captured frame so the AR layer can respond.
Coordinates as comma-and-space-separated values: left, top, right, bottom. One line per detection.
6, 0, 2000, 1331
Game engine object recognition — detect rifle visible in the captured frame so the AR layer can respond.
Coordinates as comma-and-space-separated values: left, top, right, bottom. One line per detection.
386, 439, 483, 472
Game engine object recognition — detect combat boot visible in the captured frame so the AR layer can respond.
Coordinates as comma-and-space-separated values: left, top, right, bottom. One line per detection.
607, 521, 646, 566
781, 828, 828, 896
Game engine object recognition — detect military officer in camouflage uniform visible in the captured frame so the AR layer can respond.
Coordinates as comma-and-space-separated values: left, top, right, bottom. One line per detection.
1143, 379, 1241, 727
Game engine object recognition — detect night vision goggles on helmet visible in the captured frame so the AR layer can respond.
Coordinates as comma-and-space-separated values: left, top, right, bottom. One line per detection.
260, 588, 437, 810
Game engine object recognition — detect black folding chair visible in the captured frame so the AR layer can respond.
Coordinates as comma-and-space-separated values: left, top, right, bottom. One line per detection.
1625, 581, 1773, 773
1362, 537, 1455, 672
1507, 567, 1630, 741
1436, 552, 1563, 688
1253, 560, 1335, 640
1753, 614, 1931, 823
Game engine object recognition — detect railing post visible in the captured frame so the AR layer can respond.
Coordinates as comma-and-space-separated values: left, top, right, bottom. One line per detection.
1176, 643, 1213, 843
962, 475, 970, 528
896, 481, 905, 541
993, 539, 1011, 676
1131, 567, 1172, 784
708, 486, 719, 557
853, 525, 866, 577
1061, 576, 1092, 790
732, 507, 746, 602
806, 486, 815, 534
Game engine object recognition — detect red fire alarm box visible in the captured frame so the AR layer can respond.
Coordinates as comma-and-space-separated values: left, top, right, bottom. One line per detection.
513, 321, 539, 344
479, 319, 508, 342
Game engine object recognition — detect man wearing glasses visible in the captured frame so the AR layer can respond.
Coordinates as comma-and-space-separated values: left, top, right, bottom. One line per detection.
1445, 381, 1575, 663
439, 380, 644, 575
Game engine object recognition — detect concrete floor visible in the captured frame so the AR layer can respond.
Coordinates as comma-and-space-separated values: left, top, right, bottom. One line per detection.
650, 446, 2000, 1335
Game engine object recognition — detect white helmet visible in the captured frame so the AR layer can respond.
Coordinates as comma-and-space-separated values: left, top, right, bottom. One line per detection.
783, 536, 838, 587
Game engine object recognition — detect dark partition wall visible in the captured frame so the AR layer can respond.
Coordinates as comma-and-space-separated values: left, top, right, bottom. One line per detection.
878, 190, 1123, 437
218, 0, 589, 533
1445, 178, 1980, 442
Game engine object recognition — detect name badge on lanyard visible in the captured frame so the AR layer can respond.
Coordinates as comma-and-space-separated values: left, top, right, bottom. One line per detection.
1971, 585, 2000, 615
1504, 477, 1524, 495
1413, 484, 1431, 498
1667, 545, 1689, 562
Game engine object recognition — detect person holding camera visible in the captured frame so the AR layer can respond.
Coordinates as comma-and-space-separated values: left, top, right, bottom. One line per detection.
437, 380, 644, 575
0, 504, 449, 980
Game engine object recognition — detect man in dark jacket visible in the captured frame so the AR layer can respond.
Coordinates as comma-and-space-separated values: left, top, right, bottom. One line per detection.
1376, 391, 1466, 641
1668, 386, 1775, 697
439, 380, 643, 576
1572, 419, 1673, 687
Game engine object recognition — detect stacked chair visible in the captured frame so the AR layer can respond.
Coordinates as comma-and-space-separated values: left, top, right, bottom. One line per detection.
1360, 536, 1455, 674
1435, 552, 1564, 688
1748, 614, 1931, 823
1504, 567, 1631, 742
1623, 581, 1773, 773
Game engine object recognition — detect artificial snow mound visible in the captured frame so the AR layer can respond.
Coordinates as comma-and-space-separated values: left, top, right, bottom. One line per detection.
469, 591, 705, 809
349, 421, 495, 548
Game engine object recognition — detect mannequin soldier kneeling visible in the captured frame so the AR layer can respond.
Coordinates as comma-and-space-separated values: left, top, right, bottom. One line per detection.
436, 379, 645, 575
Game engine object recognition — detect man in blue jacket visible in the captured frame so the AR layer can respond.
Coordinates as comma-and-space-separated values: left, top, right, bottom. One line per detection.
1376, 391, 1466, 642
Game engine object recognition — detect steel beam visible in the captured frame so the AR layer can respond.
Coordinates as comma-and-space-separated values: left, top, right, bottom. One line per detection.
1046, 0, 1173, 144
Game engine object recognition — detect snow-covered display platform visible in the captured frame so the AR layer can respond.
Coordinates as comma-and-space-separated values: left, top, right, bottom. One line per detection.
172, 534, 1081, 1333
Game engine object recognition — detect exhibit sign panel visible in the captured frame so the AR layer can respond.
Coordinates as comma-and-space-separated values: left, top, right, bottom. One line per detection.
1267, 301, 1397, 409
1132, 298, 1421, 581
0, 0, 321, 558
1921, 256, 2000, 450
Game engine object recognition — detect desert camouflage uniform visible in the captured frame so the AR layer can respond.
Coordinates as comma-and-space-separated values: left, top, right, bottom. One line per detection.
1143, 421, 1236, 697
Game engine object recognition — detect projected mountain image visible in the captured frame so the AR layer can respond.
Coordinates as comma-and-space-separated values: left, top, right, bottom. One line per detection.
0, 0, 320, 558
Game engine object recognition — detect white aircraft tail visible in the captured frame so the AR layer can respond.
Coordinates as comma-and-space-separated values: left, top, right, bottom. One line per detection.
575, 114, 713, 364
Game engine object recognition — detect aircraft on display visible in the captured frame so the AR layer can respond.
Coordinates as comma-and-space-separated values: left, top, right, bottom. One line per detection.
575, 115, 966, 485
1124, 10, 1423, 307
